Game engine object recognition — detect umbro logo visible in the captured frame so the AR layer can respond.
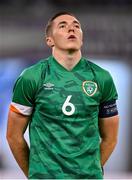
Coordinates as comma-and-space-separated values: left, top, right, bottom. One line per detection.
43, 82, 54, 90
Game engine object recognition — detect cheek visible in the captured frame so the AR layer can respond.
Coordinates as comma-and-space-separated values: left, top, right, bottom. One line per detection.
52, 32, 65, 42
80, 32, 83, 40
81, 34, 83, 44
78, 33, 83, 43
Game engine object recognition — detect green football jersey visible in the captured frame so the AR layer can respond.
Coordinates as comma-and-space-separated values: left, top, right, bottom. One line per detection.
11, 56, 118, 179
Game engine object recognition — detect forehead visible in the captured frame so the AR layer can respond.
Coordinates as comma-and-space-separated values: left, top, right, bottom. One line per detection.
53, 15, 80, 25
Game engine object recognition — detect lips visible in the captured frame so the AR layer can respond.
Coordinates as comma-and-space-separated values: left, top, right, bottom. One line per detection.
68, 35, 76, 39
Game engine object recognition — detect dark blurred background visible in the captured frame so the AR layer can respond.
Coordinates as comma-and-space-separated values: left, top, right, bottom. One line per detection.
0, 0, 132, 61
0, 0, 132, 179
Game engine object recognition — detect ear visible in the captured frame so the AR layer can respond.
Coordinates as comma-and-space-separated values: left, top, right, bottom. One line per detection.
46, 37, 54, 47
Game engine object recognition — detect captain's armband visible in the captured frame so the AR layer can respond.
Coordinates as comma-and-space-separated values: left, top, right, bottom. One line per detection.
99, 100, 118, 118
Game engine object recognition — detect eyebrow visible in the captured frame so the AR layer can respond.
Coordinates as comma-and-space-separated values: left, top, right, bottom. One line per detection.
58, 20, 81, 26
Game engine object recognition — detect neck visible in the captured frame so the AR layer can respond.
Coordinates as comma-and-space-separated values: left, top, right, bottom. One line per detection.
52, 48, 82, 71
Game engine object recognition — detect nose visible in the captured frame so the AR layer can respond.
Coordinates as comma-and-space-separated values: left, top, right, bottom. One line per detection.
68, 24, 75, 32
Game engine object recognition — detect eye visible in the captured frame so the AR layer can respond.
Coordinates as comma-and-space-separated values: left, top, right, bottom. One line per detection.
75, 24, 80, 29
59, 24, 66, 28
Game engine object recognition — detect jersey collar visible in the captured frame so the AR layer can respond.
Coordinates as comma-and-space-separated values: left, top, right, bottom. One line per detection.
50, 56, 85, 73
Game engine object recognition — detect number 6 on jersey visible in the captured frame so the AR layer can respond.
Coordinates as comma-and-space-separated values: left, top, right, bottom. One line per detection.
62, 95, 75, 116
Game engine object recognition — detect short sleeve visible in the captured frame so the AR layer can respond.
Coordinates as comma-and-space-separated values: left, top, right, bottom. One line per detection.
10, 70, 37, 116
101, 71, 118, 103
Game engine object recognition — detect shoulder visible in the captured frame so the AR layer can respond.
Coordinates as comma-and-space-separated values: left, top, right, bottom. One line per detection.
19, 57, 49, 81
84, 58, 112, 81
87, 59, 109, 74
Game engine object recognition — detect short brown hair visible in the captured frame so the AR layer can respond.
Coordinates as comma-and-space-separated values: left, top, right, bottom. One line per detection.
45, 11, 77, 37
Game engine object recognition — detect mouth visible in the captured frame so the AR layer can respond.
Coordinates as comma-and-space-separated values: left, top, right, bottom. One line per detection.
68, 35, 77, 40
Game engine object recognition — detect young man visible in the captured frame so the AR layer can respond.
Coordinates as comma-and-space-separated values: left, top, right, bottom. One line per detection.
7, 12, 119, 179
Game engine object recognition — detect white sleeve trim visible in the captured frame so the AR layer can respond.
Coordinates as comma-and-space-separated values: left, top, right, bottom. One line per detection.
11, 102, 33, 115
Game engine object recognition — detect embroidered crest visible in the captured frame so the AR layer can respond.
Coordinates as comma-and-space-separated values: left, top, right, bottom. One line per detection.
82, 81, 97, 96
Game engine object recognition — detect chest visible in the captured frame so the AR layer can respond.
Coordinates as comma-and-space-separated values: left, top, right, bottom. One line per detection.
35, 70, 101, 118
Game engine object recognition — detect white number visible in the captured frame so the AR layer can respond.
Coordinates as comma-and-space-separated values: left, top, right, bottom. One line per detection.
62, 95, 75, 116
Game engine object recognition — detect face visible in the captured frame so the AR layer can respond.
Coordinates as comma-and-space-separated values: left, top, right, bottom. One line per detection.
46, 15, 83, 51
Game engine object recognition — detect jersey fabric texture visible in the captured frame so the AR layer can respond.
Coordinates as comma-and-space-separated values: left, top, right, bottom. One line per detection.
11, 56, 118, 179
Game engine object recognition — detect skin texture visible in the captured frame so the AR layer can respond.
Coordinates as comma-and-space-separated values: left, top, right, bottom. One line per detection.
46, 15, 83, 71
6, 111, 30, 177
6, 14, 119, 178
99, 115, 119, 166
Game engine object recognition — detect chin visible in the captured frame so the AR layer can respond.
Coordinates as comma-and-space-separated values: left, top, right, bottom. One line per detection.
66, 46, 80, 51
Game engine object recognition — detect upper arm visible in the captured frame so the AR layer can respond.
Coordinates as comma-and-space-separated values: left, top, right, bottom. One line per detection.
98, 69, 119, 141
99, 115, 119, 141
7, 110, 30, 139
